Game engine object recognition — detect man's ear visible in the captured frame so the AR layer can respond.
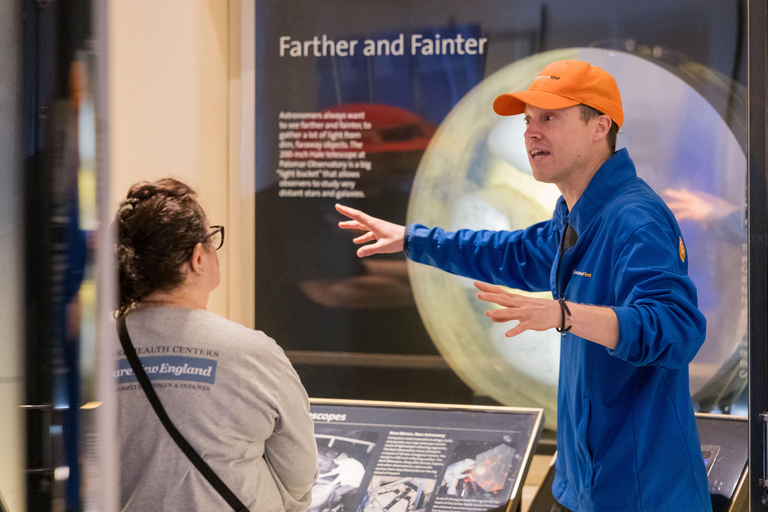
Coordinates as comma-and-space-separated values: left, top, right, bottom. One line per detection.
188, 242, 204, 273
592, 114, 612, 141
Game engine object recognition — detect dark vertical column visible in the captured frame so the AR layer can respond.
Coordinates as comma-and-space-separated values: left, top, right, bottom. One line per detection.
748, 0, 768, 509
23, 0, 57, 508
22, 0, 92, 509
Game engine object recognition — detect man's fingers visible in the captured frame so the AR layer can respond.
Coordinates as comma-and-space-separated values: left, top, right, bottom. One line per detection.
475, 281, 519, 305
356, 243, 382, 258
477, 292, 517, 308
505, 323, 527, 337
485, 308, 519, 322
335, 203, 359, 218
474, 281, 503, 293
336, 203, 375, 225
338, 220, 368, 231
353, 232, 377, 244
336, 204, 405, 257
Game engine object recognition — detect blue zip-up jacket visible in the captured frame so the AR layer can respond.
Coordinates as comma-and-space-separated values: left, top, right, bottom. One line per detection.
404, 149, 711, 512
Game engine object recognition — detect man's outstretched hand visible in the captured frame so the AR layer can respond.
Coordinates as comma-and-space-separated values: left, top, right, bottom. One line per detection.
336, 204, 406, 257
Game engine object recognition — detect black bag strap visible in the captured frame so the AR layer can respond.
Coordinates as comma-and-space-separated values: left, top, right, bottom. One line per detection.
117, 316, 250, 512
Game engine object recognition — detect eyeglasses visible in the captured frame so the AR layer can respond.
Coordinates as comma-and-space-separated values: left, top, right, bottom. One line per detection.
202, 225, 225, 250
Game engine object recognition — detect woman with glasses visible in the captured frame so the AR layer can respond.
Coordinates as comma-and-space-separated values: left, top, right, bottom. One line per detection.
115, 178, 317, 512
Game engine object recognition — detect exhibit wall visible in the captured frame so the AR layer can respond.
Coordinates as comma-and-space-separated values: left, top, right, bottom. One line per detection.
108, 0, 242, 321
251, 0, 749, 423
0, 2, 26, 510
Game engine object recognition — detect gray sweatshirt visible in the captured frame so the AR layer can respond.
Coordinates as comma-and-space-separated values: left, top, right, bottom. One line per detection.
116, 307, 318, 511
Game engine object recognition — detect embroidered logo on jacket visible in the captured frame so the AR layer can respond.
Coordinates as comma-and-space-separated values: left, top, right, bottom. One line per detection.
572, 270, 592, 278
679, 237, 686, 262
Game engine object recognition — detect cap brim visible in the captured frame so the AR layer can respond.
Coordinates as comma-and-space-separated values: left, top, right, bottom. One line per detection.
493, 91, 580, 116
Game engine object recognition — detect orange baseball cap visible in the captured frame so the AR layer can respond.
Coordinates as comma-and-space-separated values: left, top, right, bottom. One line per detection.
493, 60, 623, 129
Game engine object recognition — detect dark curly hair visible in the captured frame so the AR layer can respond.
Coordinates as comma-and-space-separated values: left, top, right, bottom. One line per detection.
115, 178, 209, 316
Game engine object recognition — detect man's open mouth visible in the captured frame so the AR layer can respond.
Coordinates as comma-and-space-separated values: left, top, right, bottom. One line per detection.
530, 150, 550, 159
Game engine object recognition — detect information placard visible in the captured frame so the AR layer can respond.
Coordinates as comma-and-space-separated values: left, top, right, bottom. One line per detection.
308, 399, 544, 512
696, 414, 748, 512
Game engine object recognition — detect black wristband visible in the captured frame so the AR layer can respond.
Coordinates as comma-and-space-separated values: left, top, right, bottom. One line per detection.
555, 297, 572, 336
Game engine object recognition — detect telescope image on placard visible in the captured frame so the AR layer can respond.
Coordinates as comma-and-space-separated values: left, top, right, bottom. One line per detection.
310, 429, 380, 512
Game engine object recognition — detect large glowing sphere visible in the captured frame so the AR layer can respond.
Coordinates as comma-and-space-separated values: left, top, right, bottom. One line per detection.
408, 48, 747, 428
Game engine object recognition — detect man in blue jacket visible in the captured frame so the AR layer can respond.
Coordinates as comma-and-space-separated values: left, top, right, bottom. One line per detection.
336, 59, 712, 512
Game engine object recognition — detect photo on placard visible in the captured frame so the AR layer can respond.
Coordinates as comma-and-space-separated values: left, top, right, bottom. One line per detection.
438, 440, 517, 499
701, 444, 721, 476
362, 476, 436, 512
309, 427, 380, 512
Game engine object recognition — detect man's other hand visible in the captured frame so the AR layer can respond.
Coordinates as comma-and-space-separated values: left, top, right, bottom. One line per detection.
474, 281, 560, 337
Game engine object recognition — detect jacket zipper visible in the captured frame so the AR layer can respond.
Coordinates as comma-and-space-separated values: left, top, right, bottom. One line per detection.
556, 221, 570, 301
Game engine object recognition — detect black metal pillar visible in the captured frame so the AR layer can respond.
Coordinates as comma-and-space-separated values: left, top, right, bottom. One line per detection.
748, 0, 768, 510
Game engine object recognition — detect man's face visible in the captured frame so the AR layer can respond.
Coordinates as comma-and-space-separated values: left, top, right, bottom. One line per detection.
523, 105, 595, 185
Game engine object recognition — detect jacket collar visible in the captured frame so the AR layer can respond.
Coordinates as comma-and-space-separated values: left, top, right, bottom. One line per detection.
554, 148, 636, 234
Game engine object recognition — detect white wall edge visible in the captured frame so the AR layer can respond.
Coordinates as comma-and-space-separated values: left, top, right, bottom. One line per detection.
228, 0, 256, 328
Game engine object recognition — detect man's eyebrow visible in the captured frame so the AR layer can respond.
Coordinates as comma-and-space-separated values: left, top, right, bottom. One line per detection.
524, 109, 558, 116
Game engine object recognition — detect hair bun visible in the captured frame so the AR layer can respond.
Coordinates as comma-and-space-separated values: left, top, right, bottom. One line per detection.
115, 178, 207, 316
